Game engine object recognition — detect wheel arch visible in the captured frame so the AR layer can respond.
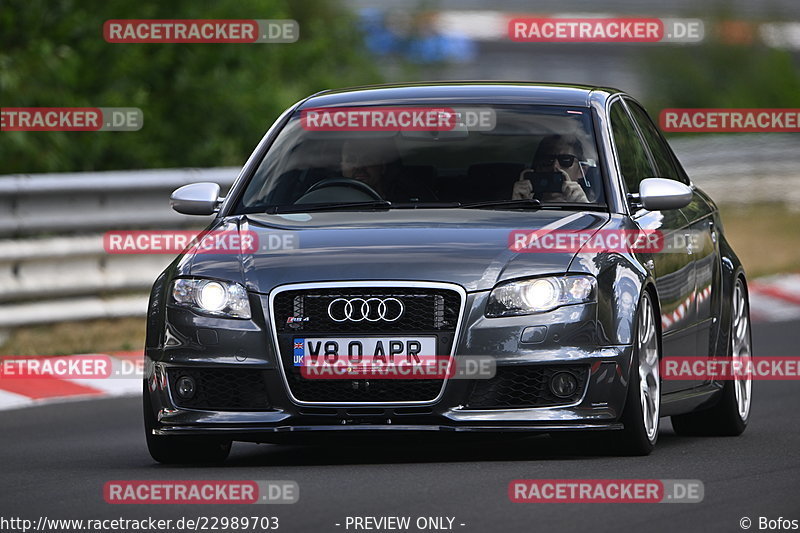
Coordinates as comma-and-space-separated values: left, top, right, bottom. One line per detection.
642, 281, 663, 360
618, 279, 661, 419
715, 231, 747, 357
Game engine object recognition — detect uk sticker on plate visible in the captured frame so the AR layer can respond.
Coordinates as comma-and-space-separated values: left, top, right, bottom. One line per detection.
293, 336, 437, 366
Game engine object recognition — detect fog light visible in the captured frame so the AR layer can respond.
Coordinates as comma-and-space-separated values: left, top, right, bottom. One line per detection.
176, 376, 196, 399
550, 372, 578, 398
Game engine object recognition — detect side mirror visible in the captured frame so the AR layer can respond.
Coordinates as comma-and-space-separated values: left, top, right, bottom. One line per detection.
170, 182, 222, 215
636, 178, 692, 211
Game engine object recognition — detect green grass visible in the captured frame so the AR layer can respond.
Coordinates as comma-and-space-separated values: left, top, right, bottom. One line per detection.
719, 203, 800, 278
0, 317, 145, 356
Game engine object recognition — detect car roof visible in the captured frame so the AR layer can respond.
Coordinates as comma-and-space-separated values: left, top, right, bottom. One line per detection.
299, 81, 625, 109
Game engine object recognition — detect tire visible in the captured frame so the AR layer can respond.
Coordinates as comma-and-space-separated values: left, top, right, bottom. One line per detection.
567, 292, 661, 456
610, 291, 661, 455
671, 278, 752, 436
143, 382, 232, 464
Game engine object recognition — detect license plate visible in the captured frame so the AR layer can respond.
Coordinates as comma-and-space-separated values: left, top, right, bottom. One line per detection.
293, 336, 437, 366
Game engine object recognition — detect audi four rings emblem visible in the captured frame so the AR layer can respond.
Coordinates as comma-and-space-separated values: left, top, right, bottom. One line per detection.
327, 297, 405, 322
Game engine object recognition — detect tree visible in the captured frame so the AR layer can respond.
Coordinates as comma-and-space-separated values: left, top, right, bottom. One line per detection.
0, 0, 383, 173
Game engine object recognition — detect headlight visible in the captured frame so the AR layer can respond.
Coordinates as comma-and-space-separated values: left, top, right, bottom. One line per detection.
171, 278, 251, 319
485, 275, 596, 317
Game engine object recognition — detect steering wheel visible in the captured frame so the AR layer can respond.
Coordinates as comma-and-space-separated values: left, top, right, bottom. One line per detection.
303, 177, 383, 201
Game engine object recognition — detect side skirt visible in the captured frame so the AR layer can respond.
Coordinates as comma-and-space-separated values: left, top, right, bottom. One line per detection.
660, 382, 723, 417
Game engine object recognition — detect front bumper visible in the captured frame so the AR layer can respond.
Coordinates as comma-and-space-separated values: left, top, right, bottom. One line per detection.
146, 284, 635, 439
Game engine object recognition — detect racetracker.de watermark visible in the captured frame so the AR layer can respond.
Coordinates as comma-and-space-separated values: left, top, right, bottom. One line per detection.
508, 229, 705, 253
509, 479, 704, 503
298, 355, 496, 380
300, 107, 496, 132
1, 108, 142, 132
103, 230, 298, 254
104, 481, 298, 504
660, 109, 800, 132
662, 356, 800, 380
508, 18, 703, 43
0, 355, 142, 379
103, 19, 298, 43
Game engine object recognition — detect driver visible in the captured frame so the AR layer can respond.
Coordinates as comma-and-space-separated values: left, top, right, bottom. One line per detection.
512, 134, 593, 203
340, 138, 401, 198
340, 138, 435, 202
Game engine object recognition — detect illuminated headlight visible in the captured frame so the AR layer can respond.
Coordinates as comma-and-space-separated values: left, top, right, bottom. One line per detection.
485, 275, 596, 317
171, 279, 251, 319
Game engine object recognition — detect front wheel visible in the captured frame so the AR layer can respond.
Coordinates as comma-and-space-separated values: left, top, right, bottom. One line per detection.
571, 292, 661, 456
671, 278, 752, 436
611, 291, 661, 455
143, 383, 232, 464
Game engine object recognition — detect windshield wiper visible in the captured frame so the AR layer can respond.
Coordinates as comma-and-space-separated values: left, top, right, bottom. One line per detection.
266, 201, 393, 214
536, 202, 609, 212
390, 202, 462, 209
460, 199, 609, 212
459, 198, 542, 210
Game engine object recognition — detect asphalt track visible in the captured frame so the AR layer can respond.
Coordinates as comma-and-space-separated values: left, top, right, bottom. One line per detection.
1, 320, 798, 533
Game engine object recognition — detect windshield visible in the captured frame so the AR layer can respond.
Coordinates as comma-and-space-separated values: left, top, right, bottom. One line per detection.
233, 104, 605, 213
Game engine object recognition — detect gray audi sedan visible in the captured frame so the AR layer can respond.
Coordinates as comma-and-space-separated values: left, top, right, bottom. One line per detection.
143, 82, 752, 462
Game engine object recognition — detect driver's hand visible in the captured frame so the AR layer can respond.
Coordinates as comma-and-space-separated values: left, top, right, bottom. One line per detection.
540, 169, 589, 203
512, 175, 533, 200
562, 179, 589, 203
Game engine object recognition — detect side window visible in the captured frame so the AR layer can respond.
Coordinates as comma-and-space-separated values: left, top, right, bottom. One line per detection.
627, 101, 688, 184
609, 101, 656, 194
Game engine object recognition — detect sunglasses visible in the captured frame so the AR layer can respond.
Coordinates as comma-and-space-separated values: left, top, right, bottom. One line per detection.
535, 154, 579, 168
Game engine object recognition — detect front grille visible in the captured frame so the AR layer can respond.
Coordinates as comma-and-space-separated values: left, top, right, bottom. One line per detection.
274, 287, 461, 334
167, 368, 270, 410
286, 374, 443, 403
466, 365, 588, 408
272, 285, 463, 404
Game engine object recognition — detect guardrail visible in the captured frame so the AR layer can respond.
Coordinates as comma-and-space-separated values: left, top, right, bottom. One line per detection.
669, 134, 800, 207
0, 168, 239, 328
0, 167, 239, 237
0, 134, 797, 329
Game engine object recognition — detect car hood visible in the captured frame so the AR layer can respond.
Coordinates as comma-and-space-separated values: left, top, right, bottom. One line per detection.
187, 209, 609, 293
